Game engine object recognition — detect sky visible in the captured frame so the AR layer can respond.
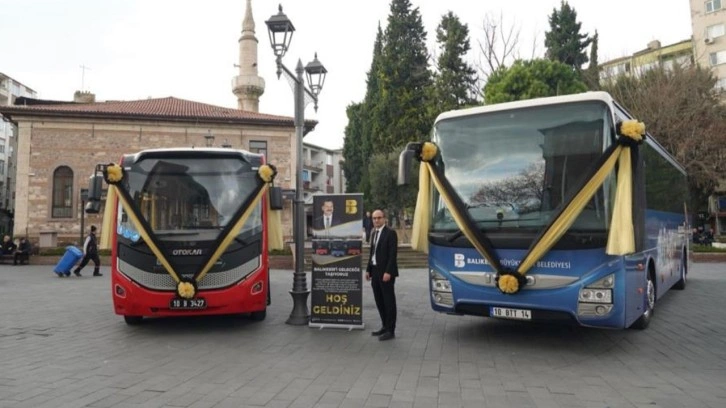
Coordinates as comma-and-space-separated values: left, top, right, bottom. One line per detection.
1, 0, 692, 150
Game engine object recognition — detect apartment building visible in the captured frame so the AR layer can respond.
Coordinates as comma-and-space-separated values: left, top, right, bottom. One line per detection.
692, 0, 726, 236
692, 0, 726, 89
301, 142, 346, 236
599, 39, 693, 82
0, 72, 37, 234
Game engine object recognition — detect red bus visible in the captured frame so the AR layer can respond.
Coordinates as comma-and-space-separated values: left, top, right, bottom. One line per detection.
86, 148, 281, 325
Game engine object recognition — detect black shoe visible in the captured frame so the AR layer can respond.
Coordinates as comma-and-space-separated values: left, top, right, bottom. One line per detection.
93, 273, 103, 277
74, 271, 81, 277
378, 332, 395, 341
64, 273, 71, 277
371, 328, 386, 336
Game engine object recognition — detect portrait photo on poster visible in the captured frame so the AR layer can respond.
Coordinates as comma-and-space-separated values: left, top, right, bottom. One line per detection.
311, 194, 363, 239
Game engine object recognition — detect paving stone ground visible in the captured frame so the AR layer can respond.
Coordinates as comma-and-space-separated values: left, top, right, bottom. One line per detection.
0, 262, 724, 408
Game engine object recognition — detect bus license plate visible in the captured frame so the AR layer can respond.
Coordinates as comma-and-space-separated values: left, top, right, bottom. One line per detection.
170, 298, 207, 310
490, 307, 531, 320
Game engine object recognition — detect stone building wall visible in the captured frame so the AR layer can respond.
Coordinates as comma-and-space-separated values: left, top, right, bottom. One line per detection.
13, 117, 295, 246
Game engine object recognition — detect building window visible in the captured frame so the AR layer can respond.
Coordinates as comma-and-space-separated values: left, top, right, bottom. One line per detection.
707, 24, 726, 39
52, 166, 74, 218
707, 0, 723, 13
663, 55, 692, 72
0, 145, 4, 153
637, 61, 658, 75
249, 140, 267, 158
710, 50, 726, 66
0, 160, 4, 175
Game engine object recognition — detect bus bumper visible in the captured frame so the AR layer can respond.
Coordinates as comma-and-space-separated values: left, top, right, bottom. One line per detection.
111, 271, 267, 318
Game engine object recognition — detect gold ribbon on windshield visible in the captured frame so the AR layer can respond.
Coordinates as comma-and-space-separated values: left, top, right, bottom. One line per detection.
101, 163, 278, 299
411, 120, 645, 294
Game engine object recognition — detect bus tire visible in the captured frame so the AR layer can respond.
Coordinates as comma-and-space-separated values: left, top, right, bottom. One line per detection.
673, 249, 687, 290
124, 315, 143, 325
631, 268, 656, 330
249, 309, 266, 321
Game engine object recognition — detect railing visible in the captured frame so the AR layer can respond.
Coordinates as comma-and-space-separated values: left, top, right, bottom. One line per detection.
303, 160, 324, 171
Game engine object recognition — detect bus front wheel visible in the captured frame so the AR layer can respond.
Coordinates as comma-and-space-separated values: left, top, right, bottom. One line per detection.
124, 315, 143, 325
631, 270, 656, 330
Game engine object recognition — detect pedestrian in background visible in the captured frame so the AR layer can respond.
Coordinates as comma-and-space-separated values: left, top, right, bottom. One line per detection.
1, 235, 16, 255
73, 225, 102, 277
13, 237, 31, 265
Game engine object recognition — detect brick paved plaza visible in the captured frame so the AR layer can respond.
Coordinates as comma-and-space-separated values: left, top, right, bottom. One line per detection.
0, 263, 724, 408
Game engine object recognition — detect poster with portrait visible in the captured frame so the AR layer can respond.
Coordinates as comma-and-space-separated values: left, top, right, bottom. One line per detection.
310, 194, 364, 329
311, 194, 363, 239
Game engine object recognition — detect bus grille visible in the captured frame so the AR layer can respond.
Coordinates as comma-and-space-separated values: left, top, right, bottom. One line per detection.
117, 257, 261, 291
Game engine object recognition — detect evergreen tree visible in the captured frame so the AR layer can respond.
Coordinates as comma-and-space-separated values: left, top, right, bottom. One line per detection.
342, 25, 383, 196
367, 151, 418, 229
360, 25, 384, 200
374, 0, 433, 154
484, 59, 587, 103
544, 1, 592, 71
584, 31, 600, 90
342, 103, 364, 192
431, 11, 479, 115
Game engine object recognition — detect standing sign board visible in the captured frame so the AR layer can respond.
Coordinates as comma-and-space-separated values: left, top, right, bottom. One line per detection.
309, 194, 365, 329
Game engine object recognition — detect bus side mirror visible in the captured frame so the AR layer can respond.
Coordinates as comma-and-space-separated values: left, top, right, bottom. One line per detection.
269, 187, 283, 210
85, 174, 104, 214
398, 142, 419, 186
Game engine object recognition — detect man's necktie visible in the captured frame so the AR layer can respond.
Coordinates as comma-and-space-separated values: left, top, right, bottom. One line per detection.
371, 229, 379, 265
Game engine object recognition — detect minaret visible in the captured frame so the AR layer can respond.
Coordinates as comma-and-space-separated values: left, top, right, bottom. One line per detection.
233, 0, 265, 112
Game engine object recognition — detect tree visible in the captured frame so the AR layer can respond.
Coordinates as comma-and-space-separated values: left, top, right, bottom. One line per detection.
583, 30, 600, 90
431, 11, 479, 115
374, 0, 433, 154
601, 64, 726, 210
484, 59, 587, 103
367, 151, 418, 229
544, 1, 591, 71
342, 25, 383, 196
341, 103, 364, 192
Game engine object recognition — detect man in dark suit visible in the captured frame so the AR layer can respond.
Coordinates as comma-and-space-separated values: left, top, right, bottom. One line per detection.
312, 199, 342, 238
365, 209, 399, 341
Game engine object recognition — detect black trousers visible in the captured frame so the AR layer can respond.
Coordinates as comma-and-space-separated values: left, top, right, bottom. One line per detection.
74, 253, 100, 274
371, 271, 397, 334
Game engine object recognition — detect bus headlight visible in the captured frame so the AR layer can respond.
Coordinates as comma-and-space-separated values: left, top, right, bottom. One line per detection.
578, 288, 612, 303
578, 274, 614, 316
430, 269, 453, 307
588, 274, 614, 288
430, 269, 452, 293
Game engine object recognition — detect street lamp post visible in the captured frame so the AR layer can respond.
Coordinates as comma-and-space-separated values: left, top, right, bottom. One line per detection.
266, 4, 327, 325
80, 188, 89, 245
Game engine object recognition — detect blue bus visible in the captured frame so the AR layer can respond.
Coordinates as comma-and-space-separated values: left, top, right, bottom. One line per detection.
398, 92, 689, 329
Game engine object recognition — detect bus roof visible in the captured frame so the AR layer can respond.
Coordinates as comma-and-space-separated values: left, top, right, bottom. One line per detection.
122, 147, 264, 165
435, 91, 615, 124
134, 147, 256, 155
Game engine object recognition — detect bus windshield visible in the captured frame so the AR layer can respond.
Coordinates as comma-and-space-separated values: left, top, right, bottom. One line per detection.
432, 101, 613, 232
118, 156, 261, 243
